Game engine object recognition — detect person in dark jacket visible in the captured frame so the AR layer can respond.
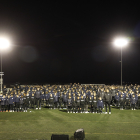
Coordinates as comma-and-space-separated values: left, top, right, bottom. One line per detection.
1, 95, 6, 112
76, 96, 80, 113
20, 95, 24, 112
9, 94, 15, 112
72, 95, 77, 113
5, 94, 9, 112
58, 93, 63, 109
125, 93, 130, 109
104, 89, 112, 114
97, 97, 104, 114
15, 94, 20, 112
131, 94, 137, 110
80, 96, 85, 113
0, 93, 2, 112
137, 92, 140, 109
93, 92, 97, 113
63, 92, 68, 109
49, 94, 54, 109
120, 93, 125, 110
3, 85, 7, 95
35, 88, 42, 109
23, 93, 27, 112
111, 86, 116, 105
54, 92, 58, 109
115, 92, 120, 108
88, 96, 93, 113
26, 91, 30, 109
67, 96, 72, 113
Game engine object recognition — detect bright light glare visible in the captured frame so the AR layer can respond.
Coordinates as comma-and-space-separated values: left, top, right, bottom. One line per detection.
114, 38, 128, 47
0, 38, 10, 50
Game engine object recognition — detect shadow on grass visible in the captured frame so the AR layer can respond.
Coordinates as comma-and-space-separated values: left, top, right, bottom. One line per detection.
70, 135, 99, 140
70, 136, 75, 140
59, 109, 67, 113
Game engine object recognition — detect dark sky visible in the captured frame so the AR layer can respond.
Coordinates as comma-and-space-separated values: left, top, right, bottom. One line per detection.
0, 2, 140, 85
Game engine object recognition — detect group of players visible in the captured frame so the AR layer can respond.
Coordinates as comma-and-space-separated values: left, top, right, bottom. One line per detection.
0, 83, 140, 114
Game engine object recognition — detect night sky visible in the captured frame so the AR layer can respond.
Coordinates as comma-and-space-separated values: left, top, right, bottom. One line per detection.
0, 2, 140, 85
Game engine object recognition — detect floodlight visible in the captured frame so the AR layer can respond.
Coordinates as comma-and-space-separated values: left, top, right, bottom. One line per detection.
0, 38, 10, 50
114, 38, 128, 47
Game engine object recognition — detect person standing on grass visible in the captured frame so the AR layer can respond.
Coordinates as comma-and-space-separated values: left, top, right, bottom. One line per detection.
9, 94, 15, 112
97, 97, 104, 114
63, 92, 68, 109
104, 89, 112, 114
131, 94, 137, 110
135, 91, 138, 109
115, 92, 120, 108
67, 96, 72, 113
80, 96, 85, 113
15, 94, 20, 112
0, 93, 3, 112
49, 94, 54, 109
124, 93, 130, 110
137, 93, 140, 109
58, 93, 63, 109
23, 93, 27, 112
1, 94, 6, 112
35, 88, 42, 109
88, 96, 93, 113
72, 95, 77, 113
93, 92, 97, 113
5, 94, 9, 112
19, 95, 24, 112
119, 93, 125, 110
54, 92, 58, 109
76, 96, 80, 113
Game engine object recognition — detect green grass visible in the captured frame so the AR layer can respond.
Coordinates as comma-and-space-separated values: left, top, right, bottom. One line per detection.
0, 107, 140, 140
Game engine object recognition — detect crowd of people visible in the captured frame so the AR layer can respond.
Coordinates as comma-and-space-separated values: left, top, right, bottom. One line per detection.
0, 83, 140, 114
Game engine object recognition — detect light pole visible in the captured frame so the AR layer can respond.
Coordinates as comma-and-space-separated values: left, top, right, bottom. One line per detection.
0, 37, 10, 93
114, 37, 128, 86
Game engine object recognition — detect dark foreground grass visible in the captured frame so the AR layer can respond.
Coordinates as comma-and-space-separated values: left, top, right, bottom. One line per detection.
0, 107, 140, 140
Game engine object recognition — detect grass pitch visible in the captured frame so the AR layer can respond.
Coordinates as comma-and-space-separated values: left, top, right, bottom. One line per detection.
0, 107, 140, 140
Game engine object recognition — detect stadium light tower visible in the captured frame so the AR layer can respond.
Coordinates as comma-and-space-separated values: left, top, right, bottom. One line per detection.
0, 37, 10, 93
114, 37, 128, 86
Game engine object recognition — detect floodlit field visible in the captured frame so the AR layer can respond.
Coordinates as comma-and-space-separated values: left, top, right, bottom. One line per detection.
0, 107, 140, 140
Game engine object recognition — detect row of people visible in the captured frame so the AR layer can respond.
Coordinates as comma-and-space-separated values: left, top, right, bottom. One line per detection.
1, 84, 140, 113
